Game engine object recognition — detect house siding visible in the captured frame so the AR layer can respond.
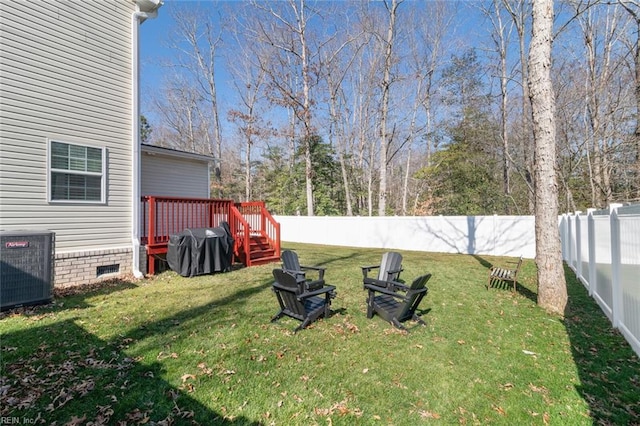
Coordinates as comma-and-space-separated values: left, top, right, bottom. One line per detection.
141, 152, 211, 198
0, 0, 137, 287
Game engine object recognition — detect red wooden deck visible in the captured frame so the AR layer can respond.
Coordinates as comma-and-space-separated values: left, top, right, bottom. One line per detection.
140, 196, 280, 274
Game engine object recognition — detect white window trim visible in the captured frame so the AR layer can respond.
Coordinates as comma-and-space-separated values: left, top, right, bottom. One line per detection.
47, 139, 107, 204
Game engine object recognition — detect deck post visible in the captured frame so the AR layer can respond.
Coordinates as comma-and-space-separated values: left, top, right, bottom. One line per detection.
148, 196, 157, 275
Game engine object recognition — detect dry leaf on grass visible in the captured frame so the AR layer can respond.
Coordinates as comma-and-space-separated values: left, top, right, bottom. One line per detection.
419, 410, 441, 419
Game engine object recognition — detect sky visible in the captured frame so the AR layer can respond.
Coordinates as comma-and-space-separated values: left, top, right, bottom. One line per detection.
138, 1, 182, 106
138, 0, 247, 123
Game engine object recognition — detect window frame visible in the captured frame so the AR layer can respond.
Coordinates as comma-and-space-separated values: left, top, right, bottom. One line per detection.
47, 139, 107, 204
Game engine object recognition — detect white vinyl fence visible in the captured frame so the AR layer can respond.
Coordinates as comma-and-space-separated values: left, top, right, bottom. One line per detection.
274, 215, 536, 258
560, 204, 640, 357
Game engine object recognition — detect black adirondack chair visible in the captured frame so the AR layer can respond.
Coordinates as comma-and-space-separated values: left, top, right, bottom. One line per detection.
281, 249, 326, 292
364, 274, 431, 331
271, 268, 336, 333
361, 251, 403, 288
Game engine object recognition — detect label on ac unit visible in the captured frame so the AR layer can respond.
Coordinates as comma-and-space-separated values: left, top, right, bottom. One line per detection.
5, 241, 30, 248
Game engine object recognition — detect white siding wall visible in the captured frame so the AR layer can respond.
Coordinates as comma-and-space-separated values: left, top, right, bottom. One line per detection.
141, 153, 210, 198
0, 0, 135, 253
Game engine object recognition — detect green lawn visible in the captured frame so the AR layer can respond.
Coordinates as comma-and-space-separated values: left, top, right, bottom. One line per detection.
1, 242, 638, 425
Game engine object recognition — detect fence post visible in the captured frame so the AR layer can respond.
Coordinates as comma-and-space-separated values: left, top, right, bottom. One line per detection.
587, 208, 597, 296
586, 209, 596, 296
575, 211, 584, 284
570, 211, 581, 272
559, 214, 567, 261
609, 204, 622, 328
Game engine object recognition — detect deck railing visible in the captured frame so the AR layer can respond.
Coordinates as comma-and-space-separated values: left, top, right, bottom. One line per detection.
141, 196, 280, 272
229, 204, 251, 265
141, 196, 233, 247
234, 201, 281, 265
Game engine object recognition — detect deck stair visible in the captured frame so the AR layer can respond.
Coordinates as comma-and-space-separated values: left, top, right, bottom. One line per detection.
239, 234, 280, 266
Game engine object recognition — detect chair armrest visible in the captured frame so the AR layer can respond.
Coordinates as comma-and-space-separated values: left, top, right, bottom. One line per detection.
272, 282, 298, 293
364, 282, 404, 298
282, 268, 307, 281
361, 265, 380, 278
300, 265, 325, 280
304, 278, 325, 292
365, 280, 426, 299
363, 277, 388, 289
364, 277, 403, 291
299, 285, 336, 300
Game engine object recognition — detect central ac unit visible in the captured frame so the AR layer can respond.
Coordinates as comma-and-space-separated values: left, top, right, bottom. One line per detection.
0, 231, 55, 311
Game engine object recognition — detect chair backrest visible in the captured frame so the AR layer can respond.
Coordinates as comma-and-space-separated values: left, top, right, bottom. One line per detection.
395, 274, 431, 321
379, 252, 403, 281
272, 269, 307, 318
273, 268, 300, 292
281, 250, 301, 271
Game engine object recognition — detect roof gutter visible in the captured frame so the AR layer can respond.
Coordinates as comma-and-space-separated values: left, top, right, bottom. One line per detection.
131, 0, 162, 278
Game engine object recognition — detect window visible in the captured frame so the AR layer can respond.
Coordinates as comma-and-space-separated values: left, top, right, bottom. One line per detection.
49, 140, 106, 203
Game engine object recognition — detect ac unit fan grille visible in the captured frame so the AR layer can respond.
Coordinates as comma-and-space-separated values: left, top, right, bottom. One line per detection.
1, 231, 55, 310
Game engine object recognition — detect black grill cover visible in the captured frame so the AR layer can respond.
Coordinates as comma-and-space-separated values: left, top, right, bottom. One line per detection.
167, 222, 234, 277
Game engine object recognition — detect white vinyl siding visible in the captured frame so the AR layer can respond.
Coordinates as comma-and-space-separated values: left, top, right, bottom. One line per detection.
0, 0, 136, 252
141, 152, 211, 198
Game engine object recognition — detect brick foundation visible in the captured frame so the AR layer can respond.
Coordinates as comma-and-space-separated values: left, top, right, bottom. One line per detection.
54, 248, 133, 288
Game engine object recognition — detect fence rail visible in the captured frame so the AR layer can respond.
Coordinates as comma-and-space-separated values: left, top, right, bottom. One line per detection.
560, 204, 640, 357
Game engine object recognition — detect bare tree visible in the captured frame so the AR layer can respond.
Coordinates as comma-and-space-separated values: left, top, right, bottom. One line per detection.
619, 0, 640, 200
401, 1, 453, 215
484, 0, 514, 213
227, 44, 270, 201
320, 16, 365, 216
503, 0, 535, 213
377, 0, 402, 216
529, 0, 567, 314
247, 0, 320, 216
153, 75, 209, 154
170, 6, 225, 188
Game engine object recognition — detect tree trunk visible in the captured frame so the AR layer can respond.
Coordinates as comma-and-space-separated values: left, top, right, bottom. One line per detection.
529, 0, 567, 315
378, 0, 400, 216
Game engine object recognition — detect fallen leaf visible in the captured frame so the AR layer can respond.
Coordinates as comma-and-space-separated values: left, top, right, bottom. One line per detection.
419, 410, 441, 419
528, 383, 548, 393
65, 414, 87, 425
181, 373, 197, 382
491, 404, 506, 415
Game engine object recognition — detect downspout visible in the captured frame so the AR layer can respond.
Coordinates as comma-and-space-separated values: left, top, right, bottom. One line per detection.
131, 2, 160, 278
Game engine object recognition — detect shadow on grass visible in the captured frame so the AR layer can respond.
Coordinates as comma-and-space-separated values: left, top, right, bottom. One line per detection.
1, 272, 276, 424
562, 264, 640, 424
122, 276, 274, 343
0, 318, 262, 425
